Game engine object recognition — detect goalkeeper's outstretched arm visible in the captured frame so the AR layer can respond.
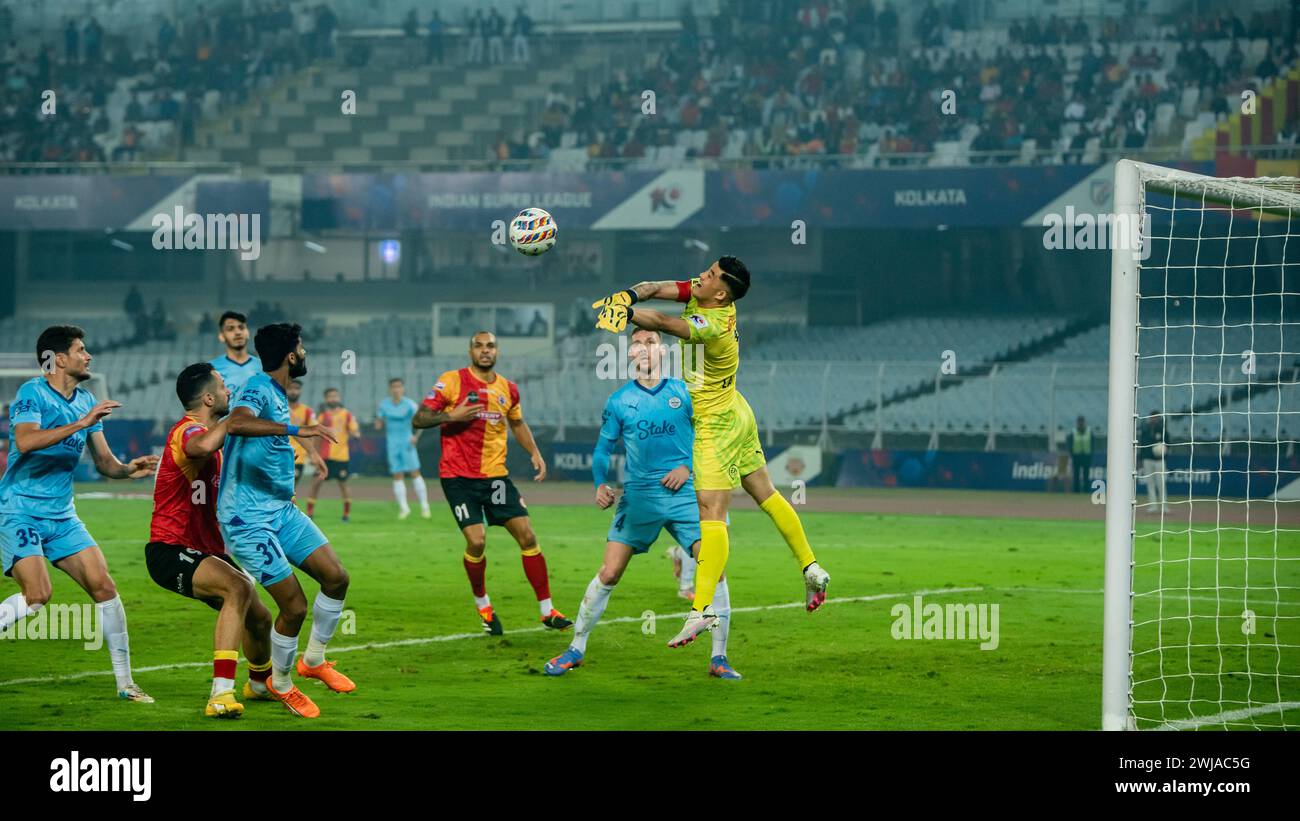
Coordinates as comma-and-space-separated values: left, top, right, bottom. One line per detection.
630, 280, 684, 302
629, 308, 691, 340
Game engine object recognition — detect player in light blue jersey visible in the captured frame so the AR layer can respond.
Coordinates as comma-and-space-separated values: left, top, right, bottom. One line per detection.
217, 322, 355, 718
374, 377, 430, 520
0, 325, 161, 702
208, 310, 262, 399
544, 328, 741, 680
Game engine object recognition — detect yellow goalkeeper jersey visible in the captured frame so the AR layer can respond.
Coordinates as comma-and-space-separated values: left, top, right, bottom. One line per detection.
679, 287, 739, 416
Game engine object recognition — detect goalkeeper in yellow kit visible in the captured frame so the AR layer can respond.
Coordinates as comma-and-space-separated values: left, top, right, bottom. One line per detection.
593, 256, 830, 648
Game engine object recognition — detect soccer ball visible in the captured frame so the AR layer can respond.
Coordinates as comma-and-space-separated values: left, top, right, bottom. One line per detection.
509, 208, 557, 256
1153, 442, 1167, 459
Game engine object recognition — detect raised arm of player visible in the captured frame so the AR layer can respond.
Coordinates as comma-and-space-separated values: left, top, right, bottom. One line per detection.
182, 417, 230, 459
630, 280, 689, 302
508, 412, 546, 482
227, 405, 337, 442
628, 309, 693, 340
86, 430, 159, 479
12, 398, 118, 454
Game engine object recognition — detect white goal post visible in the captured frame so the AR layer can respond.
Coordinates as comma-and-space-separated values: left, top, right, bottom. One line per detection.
1102, 159, 1300, 730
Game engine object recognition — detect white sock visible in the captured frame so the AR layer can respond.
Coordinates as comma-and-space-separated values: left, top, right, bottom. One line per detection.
393, 479, 409, 512
211, 676, 235, 697
270, 627, 299, 691
303, 591, 345, 667
95, 595, 134, 689
474, 594, 491, 610
411, 476, 429, 511
0, 591, 38, 633
571, 575, 614, 654
712, 578, 731, 658
680, 547, 697, 590
538, 596, 554, 618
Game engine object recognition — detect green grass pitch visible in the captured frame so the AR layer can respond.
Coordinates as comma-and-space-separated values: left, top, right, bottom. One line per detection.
1, 493, 1296, 730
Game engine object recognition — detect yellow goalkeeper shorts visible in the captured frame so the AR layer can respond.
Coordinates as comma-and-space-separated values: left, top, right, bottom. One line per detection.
693, 392, 766, 490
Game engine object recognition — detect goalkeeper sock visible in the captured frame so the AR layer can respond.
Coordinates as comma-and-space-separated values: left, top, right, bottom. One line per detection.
692, 520, 729, 611
759, 492, 816, 570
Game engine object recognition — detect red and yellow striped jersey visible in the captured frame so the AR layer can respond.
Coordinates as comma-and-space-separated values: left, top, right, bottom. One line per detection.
150, 416, 224, 555
423, 368, 522, 478
288, 402, 314, 465
317, 407, 359, 461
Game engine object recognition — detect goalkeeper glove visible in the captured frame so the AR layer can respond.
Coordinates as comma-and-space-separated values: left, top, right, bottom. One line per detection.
591, 289, 638, 311
595, 304, 632, 334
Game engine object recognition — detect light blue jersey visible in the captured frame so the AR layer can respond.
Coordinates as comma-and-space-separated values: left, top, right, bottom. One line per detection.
217, 371, 295, 525
208, 354, 262, 399
594, 378, 694, 493
0, 377, 102, 519
378, 396, 421, 474
593, 378, 699, 554
378, 396, 418, 445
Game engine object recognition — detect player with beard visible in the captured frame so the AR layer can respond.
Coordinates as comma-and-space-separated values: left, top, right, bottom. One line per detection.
146, 362, 275, 718
217, 323, 355, 718
413, 331, 570, 635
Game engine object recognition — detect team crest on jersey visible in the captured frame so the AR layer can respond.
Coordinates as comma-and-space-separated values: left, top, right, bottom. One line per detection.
668, 396, 682, 409
497, 394, 506, 406
467, 390, 480, 404
688, 314, 708, 329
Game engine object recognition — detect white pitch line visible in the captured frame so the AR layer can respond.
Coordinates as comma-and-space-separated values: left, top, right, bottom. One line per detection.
1152, 701, 1300, 731
0, 586, 984, 688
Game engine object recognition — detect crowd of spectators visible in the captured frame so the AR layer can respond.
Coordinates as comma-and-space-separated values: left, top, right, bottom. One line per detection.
1, 0, 1295, 168
491, 0, 1296, 166
0, 1, 340, 163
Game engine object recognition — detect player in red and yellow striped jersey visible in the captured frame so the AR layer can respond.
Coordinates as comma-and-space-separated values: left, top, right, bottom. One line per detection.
286, 378, 324, 490
145, 363, 275, 718
413, 331, 570, 635
593, 257, 830, 648
306, 387, 360, 521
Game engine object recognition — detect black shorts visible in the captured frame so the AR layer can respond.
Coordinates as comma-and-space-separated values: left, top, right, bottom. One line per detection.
294, 463, 304, 481
441, 476, 528, 529
145, 542, 241, 608
325, 459, 351, 481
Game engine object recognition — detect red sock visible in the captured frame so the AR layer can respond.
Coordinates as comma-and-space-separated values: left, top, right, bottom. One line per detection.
464, 553, 487, 598
214, 653, 237, 681
520, 549, 551, 602
247, 660, 271, 686
306, 500, 316, 516
343, 500, 352, 517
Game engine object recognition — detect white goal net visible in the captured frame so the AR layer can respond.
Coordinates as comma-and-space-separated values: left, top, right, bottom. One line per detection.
1103, 160, 1300, 730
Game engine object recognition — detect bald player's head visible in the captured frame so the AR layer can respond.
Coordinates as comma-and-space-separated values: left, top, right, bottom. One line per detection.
469, 331, 498, 371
